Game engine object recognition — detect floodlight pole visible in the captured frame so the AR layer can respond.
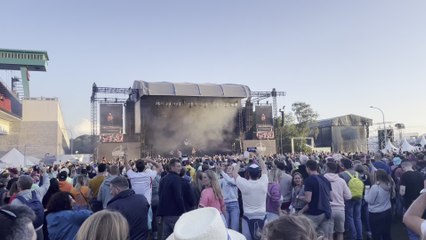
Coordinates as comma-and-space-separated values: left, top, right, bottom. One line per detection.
370, 106, 386, 148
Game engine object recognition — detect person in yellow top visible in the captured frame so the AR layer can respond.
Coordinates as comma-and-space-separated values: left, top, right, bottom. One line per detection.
88, 164, 107, 198
183, 158, 196, 182
71, 175, 92, 210
88, 163, 107, 212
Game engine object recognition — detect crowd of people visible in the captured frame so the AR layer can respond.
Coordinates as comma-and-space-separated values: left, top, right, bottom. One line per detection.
1, 149, 426, 240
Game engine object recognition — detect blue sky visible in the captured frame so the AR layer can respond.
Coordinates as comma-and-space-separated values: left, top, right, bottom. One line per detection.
1, 1, 425, 136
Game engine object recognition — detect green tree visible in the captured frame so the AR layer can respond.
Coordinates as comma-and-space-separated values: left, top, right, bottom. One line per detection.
275, 111, 299, 153
275, 102, 319, 153
72, 134, 96, 154
292, 102, 319, 123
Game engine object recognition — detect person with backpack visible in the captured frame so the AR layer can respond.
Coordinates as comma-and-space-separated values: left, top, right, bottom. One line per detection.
11, 166, 50, 240
339, 158, 364, 240
301, 159, 332, 239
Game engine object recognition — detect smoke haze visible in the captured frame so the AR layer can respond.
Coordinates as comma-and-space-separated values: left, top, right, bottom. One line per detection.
142, 98, 239, 154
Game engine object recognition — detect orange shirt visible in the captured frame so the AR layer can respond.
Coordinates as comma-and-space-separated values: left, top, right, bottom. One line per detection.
70, 186, 91, 207
58, 180, 73, 193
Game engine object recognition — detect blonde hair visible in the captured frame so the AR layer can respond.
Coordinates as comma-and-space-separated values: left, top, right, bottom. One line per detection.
268, 168, 282, 183
262, 214, 317, 240
192, 171, 204, 193
205, 170, 223, 201
74, 175, 86, 190
76, 210, 129, 240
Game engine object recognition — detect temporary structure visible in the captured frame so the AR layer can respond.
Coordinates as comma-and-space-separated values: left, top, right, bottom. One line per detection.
381, 139, 399, 154
400, 138, 417, 152
0, 148, 36, 167
419, 136, 426, 147
25, 156, 41, 165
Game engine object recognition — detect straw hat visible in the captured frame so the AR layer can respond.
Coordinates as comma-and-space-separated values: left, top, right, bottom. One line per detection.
167, 207, 246, 240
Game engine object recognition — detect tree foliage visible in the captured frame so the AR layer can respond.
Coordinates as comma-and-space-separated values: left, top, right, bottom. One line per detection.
291, 102, 319, 124
72, 134, 96, 154
275, 102, 319, 153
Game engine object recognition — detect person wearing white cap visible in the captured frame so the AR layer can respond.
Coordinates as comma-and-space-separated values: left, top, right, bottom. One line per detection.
233, 157, 268, 240
166, 207, 245, 240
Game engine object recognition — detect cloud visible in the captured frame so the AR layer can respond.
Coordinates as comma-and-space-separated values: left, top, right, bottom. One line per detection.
73, 118, 91, 137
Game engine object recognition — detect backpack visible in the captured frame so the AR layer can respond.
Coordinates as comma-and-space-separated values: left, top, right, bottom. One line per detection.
345, 171, 364, 199
16, 191, 44, 229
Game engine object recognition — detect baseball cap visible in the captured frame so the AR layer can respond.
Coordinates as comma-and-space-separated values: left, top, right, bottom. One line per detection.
58, 171, 68, 181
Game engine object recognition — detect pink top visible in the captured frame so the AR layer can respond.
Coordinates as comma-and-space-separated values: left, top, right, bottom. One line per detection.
199, 187, 224, 213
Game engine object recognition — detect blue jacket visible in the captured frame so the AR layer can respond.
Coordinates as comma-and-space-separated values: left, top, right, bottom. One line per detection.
107, 189, 149, 240
46, 210, 91, 240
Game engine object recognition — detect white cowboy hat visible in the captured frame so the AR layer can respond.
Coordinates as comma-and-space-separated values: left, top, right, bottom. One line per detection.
167, 207, 246, 240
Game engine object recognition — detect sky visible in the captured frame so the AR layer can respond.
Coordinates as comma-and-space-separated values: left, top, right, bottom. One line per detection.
1, 0, 425, 137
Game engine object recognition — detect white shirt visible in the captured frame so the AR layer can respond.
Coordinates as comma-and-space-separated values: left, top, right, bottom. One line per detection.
236, 173, 268, 215
421, 220, 426, 238
127, 169, 157, 204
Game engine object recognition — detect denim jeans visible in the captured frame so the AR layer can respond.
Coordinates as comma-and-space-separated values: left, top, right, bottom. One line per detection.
406, 227, 419, 240
225, 201, 240, 232
345, 199, 363, 240
161, 216, 180, 240
361, 199, 371, 235
242, 216, 265, 240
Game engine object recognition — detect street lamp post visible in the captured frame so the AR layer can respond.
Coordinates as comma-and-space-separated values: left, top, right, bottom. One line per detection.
279, 106, 285, 154
370, 106, 386, 149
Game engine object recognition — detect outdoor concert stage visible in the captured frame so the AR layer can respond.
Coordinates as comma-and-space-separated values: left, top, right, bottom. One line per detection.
94, 81, 279, 159
132, 81, 250, 156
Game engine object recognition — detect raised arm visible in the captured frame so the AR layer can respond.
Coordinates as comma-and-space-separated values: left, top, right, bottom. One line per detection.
37, 167, 51, 198
123, 155, 132, 172
145, 159, 163, 174
403, 192, 426, 236
221, 170, 236, 185
232, 162, 241, 180
257, 157, 267, 175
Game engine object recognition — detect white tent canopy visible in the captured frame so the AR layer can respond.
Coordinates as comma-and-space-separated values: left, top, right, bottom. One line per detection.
26, 156, 41, 165
0, 148, 36, 167
401, 138, 417, 152
381, 139, 399, 154
420, 136, 426, 147
55, 154, 91, 164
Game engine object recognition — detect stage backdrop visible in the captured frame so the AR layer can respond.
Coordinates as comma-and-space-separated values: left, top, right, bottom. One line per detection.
100, 104, 123, 143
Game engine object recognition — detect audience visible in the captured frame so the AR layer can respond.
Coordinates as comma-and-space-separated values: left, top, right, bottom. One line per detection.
1, 150, 426, 240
